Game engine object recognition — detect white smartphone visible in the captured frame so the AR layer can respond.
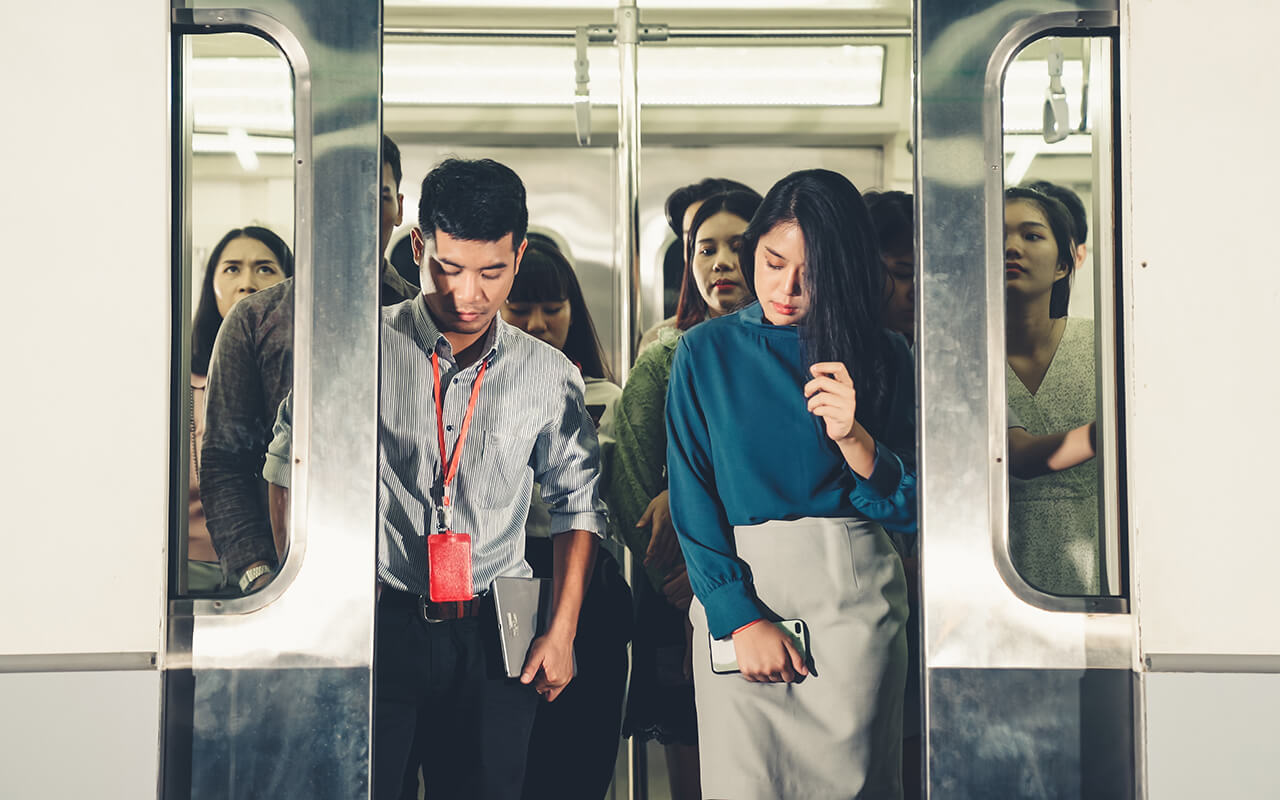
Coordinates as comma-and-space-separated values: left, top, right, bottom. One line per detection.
709, 619, 810, 675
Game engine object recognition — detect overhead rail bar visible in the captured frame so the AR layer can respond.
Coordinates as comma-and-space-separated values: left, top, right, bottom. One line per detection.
384, 25, 910, 41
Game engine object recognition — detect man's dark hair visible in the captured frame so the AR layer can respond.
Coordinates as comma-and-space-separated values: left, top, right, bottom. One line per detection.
418, 158, 528, 250
1024, 179, 1086, 245
382, 134, 402, 188
664, 177, 757, 238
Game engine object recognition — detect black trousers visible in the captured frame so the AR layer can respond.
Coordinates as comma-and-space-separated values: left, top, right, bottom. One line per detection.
521, 544, 633, 800
375, 590, 539, 800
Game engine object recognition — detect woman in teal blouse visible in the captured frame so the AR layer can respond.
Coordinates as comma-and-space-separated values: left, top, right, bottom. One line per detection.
667, 169, 917, 799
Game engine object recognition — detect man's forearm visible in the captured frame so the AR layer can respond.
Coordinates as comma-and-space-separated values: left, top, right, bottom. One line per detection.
201, 446, 279, 574
547, 529, 598, 640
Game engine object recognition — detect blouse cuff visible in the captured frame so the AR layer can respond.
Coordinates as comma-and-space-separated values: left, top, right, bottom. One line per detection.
702, 579, 762, 639
849, 441, 904, 499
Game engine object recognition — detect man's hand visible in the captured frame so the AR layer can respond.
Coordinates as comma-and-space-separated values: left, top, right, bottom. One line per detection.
639, 490, 680, 569
732, 621, 809, 684
520, 630, 576, 702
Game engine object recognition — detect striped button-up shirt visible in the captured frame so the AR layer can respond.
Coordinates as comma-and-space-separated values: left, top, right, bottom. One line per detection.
378, 294, 607, 595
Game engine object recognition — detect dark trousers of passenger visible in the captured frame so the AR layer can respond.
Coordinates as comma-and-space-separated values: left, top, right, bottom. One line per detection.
375, 590, 539, 800
521, 543, 633, 800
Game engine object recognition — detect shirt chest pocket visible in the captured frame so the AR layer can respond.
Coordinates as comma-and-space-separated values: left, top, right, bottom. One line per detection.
467, 428, 535, 510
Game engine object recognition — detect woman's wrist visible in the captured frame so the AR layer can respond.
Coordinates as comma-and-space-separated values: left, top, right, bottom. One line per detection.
732, 618, 765, 636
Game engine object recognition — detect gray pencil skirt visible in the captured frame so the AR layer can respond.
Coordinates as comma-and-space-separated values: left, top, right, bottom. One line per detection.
689, 516, 908, 800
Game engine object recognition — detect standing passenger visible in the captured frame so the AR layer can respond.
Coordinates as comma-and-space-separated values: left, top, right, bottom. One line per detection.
188, 226, 292, 592
667, 170, 916, 799
377, 158, 604, 799
500, 238, 632, 800
865, 188, 922, 800
201, 135, 416, 593
638, 177, 757, 351
608, 189, 761, 800
1004, 186, 1098, 594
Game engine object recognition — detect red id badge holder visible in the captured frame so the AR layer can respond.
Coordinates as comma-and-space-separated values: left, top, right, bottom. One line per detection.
427, 529, 472, 602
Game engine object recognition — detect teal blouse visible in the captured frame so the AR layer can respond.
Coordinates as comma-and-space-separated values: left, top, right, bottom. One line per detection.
666, 302, 917, 637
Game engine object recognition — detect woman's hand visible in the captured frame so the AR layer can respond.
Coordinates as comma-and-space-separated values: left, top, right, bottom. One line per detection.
661, 561, 694, 610
639, 490, 680, 569
732, 621, 809, 683
804, 362, 876, 477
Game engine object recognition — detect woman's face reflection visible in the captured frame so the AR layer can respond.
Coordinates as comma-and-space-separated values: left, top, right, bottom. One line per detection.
1004, 199, 1068, 302
691, 211, 751, 316
212, 236, 287, 318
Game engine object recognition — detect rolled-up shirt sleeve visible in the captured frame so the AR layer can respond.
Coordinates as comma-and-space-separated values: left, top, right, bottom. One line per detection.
666, 339, 760, 639
534, 366, 608, 538
262, 392, 293, 489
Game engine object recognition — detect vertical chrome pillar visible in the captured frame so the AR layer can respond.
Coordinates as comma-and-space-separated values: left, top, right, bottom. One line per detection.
615, 0, 641, 381
615, 10, 645, 800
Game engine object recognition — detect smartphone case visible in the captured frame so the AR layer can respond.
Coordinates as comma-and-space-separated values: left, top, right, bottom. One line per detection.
709, 619, 810, 675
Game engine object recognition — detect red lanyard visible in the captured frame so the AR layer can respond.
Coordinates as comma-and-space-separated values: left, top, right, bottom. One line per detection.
432, 350, 488, 531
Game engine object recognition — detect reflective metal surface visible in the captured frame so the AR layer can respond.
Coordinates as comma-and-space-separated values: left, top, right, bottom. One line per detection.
916, 1, 1130, 794
168, 1, 380, 797
929, 668, 1134, 799
917, 0, 1127, 674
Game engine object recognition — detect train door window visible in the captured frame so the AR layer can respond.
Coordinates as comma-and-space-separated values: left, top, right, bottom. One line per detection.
1000, 33, 1125, 601
175, 32, 295, 598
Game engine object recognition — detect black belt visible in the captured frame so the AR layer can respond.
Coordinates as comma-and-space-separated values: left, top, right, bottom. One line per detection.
382, 588, 488, 622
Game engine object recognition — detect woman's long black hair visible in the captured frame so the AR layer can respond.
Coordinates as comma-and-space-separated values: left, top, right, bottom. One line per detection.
742, 169, 894, 436
191, 226, 293, 376
508, 239, 614, 381
1004, 186, 1077, 318
675, 190, 763, 331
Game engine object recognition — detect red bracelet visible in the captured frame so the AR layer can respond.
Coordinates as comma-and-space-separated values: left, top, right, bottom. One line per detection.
732, 618, 764, 635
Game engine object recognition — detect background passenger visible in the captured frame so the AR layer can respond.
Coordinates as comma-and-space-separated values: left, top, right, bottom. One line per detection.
1025, 179, 1088, 271
864, 190, 916, 346
188, 226, 292, 592
1004, 185, 1099, 594
865, 188, 922, 800
500, 238, 632, 800
638, 178, 758, 351
606, 189, 762, 800
202, 134, 415, 594
667, 170, 916, 799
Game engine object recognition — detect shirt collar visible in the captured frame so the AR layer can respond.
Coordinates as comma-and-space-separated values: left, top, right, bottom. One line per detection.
410, 293, 503, 364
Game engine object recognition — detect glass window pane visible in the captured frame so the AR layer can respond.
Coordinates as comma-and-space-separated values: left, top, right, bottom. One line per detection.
1001, 34, 1123, 598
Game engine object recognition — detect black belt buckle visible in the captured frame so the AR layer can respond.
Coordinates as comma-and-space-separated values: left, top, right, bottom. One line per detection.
419, 595, 446, 623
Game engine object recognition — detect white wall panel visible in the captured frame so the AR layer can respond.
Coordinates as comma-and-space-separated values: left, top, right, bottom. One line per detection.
0, 1, 169, 655
1124, 0, 1280, 656
0, 671, 162, 799
1145, 673, 1280, 799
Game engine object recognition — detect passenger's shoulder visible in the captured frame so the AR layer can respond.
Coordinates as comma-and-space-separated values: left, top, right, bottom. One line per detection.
499, 322, 576, 374
223, 277, 293, 330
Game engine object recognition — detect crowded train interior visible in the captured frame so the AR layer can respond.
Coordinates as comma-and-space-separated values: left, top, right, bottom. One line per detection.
5, 0, 1279, 798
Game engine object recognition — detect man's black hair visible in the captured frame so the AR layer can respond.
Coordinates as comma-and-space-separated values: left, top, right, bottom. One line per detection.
382, 134, 402, 188
418, 158, 528, 250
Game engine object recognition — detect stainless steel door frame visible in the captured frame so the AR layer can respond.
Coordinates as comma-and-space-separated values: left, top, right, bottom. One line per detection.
167, 2, 381, 798
915, 2, 1134, 797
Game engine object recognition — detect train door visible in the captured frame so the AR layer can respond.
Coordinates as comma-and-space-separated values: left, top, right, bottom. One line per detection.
915, 1, 1135, 797
166, 0, 382, 797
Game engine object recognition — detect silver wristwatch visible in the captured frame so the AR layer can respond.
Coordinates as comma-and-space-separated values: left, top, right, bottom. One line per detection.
238, 563, 274, 593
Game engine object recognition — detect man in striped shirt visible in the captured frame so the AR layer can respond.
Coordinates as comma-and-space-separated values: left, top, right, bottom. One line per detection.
265, 158, 606, 799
